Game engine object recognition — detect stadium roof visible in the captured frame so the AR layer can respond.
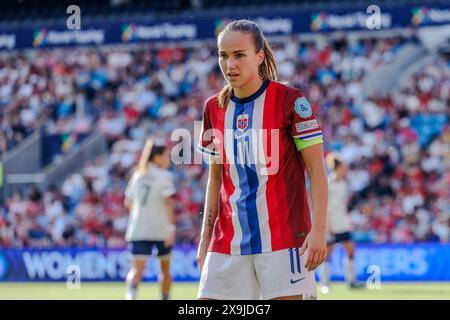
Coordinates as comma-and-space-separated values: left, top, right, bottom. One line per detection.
1, 0, 449, 28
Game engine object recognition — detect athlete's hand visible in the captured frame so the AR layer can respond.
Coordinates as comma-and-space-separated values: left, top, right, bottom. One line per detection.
299, 228, 327, 272
196, 238, 210, 274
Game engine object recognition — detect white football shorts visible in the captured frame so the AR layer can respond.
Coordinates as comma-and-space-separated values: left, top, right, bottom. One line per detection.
197, 248, 316, 300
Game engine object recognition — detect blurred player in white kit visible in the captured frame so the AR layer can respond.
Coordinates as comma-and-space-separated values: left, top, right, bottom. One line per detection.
124, 138, 176, 300
319, 152, 364, 294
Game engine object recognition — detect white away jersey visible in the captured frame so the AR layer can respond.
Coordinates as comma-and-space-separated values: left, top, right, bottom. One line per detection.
125, 166, 176, 241
327, 177, 352, 234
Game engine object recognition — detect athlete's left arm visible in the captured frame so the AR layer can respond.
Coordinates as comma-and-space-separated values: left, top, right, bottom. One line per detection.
162, 172, 177, 247
300, 143, 328, 272
164, 196, 175, 225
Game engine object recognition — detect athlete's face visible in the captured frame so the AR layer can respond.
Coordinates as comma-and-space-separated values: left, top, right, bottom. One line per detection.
336, 163, 348, 179
218, 31, 264, 94
153, 150, 171, 169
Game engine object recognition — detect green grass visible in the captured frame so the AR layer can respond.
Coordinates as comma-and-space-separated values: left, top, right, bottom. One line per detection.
0, 282, 449, 300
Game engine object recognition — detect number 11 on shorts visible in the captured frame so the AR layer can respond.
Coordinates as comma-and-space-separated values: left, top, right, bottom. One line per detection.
288, 248, 301, 275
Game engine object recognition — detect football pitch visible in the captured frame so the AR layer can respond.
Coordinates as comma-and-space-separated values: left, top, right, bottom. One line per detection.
0, 282, 449, 300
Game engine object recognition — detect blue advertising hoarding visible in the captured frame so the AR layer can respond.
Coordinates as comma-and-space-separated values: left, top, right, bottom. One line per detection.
0, 4, 449, 50
0, 245, 199, 282
0, 243, 449, 282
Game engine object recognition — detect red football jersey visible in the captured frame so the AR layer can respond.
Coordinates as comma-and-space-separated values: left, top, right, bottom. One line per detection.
198, 80, 323, 255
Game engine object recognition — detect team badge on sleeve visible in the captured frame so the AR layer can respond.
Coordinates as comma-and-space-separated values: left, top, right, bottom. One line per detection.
294, 97, 312, 119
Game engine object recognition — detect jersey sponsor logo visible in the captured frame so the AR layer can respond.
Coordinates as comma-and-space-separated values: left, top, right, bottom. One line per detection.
294, 97, 312, 119
296, 119, 319, 133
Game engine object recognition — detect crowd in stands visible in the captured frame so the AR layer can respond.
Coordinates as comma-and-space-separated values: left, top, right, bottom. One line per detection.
0, 32, 448, 248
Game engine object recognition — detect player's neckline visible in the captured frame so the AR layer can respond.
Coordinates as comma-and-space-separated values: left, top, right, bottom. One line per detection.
231, 79, 270, 104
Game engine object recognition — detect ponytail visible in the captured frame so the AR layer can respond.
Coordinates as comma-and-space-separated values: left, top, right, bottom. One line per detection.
218, 83, 234, 109
136, 138, 154, 175
259, 38, 278, 83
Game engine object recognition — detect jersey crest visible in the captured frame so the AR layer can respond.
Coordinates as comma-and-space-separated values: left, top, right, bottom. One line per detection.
236, 113, 249, 131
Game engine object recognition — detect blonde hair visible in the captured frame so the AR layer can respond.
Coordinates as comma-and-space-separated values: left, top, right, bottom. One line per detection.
136, 138, 154, 175
325, 152, 343, 171
217, 19, 278, 108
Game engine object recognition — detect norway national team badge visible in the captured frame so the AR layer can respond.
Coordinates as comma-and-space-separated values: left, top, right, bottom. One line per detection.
237, 114, 249, 132
294, 97, 312, 119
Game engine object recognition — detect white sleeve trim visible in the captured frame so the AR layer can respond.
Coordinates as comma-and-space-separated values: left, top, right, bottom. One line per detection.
197, 144, 220, 158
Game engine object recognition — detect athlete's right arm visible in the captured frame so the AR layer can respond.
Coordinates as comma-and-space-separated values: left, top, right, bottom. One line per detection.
196, 158, 222, 273
124, 198, 132, 211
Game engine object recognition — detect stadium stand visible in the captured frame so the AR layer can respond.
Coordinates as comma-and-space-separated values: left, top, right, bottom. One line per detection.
1, 33, 448, 247
0, 1, 448, 248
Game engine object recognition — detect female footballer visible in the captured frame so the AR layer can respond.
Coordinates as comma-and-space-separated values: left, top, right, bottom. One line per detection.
320, 152, 364, 294
196, 19, 329, 300
124, 139, 176, 300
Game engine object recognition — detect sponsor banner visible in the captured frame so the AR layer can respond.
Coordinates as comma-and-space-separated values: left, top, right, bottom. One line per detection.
120, 22, 198, 42
0, 33, 16, 49
411, 6, 450, 26
32, 28, 106, 47
0, 243, 449, 282
327, 243, 450, 282
0, 5, 449, 50
0, 245, 200, 282
309, 10, 393, 31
